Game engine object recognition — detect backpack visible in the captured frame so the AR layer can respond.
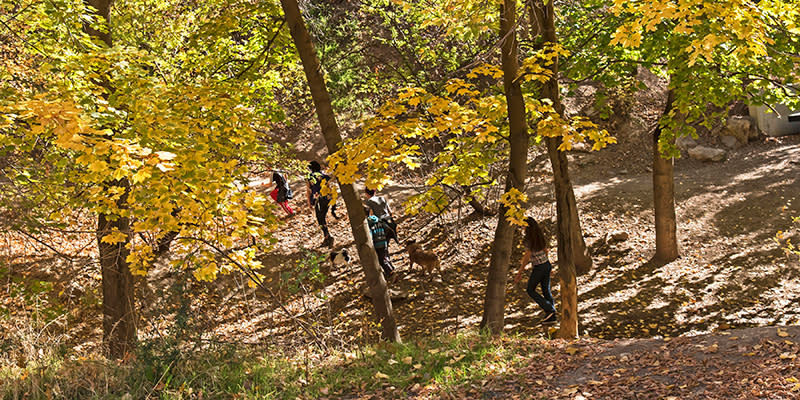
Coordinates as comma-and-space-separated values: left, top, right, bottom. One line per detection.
380, 216, 397, 242
367, 215, 388, 248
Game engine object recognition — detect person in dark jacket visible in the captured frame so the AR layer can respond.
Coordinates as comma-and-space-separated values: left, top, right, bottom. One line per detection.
270, 171, 295, 216
514, 217, 557, 325
306, 161, 339, 247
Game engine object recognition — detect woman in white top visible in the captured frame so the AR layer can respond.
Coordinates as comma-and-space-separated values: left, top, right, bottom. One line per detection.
364, 188, 399, 245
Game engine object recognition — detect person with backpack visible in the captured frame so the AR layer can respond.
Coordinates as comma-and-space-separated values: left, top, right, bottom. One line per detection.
367, 211, 395, 279
306, 161, 339, 247
514, 217, 557, 325
364, 188, 399, 246
270, 171, 295, 216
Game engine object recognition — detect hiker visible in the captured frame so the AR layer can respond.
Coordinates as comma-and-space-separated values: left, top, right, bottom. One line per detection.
514, 217, 557, 325
306, 161, 339, 247
364, 188, 399, 246
367, 211, 395, 279
270, 171, 295, 216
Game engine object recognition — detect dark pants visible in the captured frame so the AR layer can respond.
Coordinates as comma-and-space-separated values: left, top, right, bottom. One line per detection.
527, 261, 556, 314
375, 246, 394, 276
314, 197, 332, 237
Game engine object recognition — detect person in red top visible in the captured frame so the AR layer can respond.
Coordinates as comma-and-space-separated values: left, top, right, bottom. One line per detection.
514, 217, 557, 325
269, 171, 295, 216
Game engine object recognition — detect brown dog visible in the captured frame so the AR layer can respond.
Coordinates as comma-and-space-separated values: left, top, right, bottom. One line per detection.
405, 240, 441, 279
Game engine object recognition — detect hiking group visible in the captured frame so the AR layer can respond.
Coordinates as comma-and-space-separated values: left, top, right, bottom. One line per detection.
267, 161, 556, 324
267, 161, 400, 278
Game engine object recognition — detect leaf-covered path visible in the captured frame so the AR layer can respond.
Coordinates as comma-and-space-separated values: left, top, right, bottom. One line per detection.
358, 326, 800, 399
202, 134, 799, 348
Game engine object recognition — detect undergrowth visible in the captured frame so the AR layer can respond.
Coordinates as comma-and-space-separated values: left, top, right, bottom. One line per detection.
0, 330, 553, 399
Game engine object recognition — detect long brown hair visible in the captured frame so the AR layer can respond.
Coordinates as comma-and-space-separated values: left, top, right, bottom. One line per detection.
523, 217, 547, 252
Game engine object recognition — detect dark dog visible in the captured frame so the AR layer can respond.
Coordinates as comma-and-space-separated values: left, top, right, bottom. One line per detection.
329, 249, 351, 269
405, 240, 440, 280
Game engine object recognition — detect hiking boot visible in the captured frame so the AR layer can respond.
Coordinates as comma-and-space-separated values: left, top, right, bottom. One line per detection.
541, 313, 557, 325
383, 268, 398, 282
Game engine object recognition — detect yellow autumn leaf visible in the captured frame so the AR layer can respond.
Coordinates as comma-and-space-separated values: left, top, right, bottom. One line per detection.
88, 160, 109, 173
100, 230, 128, 245
132, 168, 152, 184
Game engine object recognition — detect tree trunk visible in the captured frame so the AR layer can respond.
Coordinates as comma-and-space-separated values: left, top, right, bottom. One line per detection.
82, 0, 138, 358
652, 89, 679, 263
479, 0, 529, 335
532, 0, 580, 338
571, 215, 592, 276
527, 4, 592, 278
279, 0, 400, 342
545, 140, 579, 339
83, 0, 112, 46
97, 181, 136, 358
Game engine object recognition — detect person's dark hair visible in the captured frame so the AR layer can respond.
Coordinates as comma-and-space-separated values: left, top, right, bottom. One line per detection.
365, 188, 375, 196
523, 217, 547, 252
308, 161, 321, 172
272, 171, 283, 183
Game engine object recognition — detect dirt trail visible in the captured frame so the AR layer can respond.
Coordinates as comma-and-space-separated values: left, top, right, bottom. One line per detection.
187, 134, 799, 350
465, 325, 800, 399
560, 135, 800, 339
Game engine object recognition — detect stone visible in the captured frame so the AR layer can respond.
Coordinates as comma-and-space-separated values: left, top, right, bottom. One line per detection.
675, 135, 697, 150
720, 135, 741, 149
610, 231, 629, 242
749, 104, 800, 137
720, 115, 759, 144
688, 146, 727, 162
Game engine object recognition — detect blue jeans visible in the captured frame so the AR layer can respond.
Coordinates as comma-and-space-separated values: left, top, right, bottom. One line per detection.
527, 261, 556, 314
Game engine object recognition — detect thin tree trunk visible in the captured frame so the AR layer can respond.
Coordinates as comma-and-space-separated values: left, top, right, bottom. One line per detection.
653, 89, 679, 262
532, 0, 579, 338
82, 0, 137, 358
545, 140, 579, 338
571, 216, 592, 276
279, 0, 400, 342
528, 3, 592, 278
479, 0, 529, 335
83, 0, 112, 46
98, 181, 136, 358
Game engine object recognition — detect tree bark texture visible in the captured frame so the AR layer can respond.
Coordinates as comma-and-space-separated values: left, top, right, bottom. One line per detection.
97, 185, 137, 358
532, 0, 579, 338
479, 0, 529, 335
528, 1, 592, 277
279, 0, 400, 342
545, 139, 579, 338
652, 89, 679, 262
82, 0, 138, 358
83, 0, 113, 46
